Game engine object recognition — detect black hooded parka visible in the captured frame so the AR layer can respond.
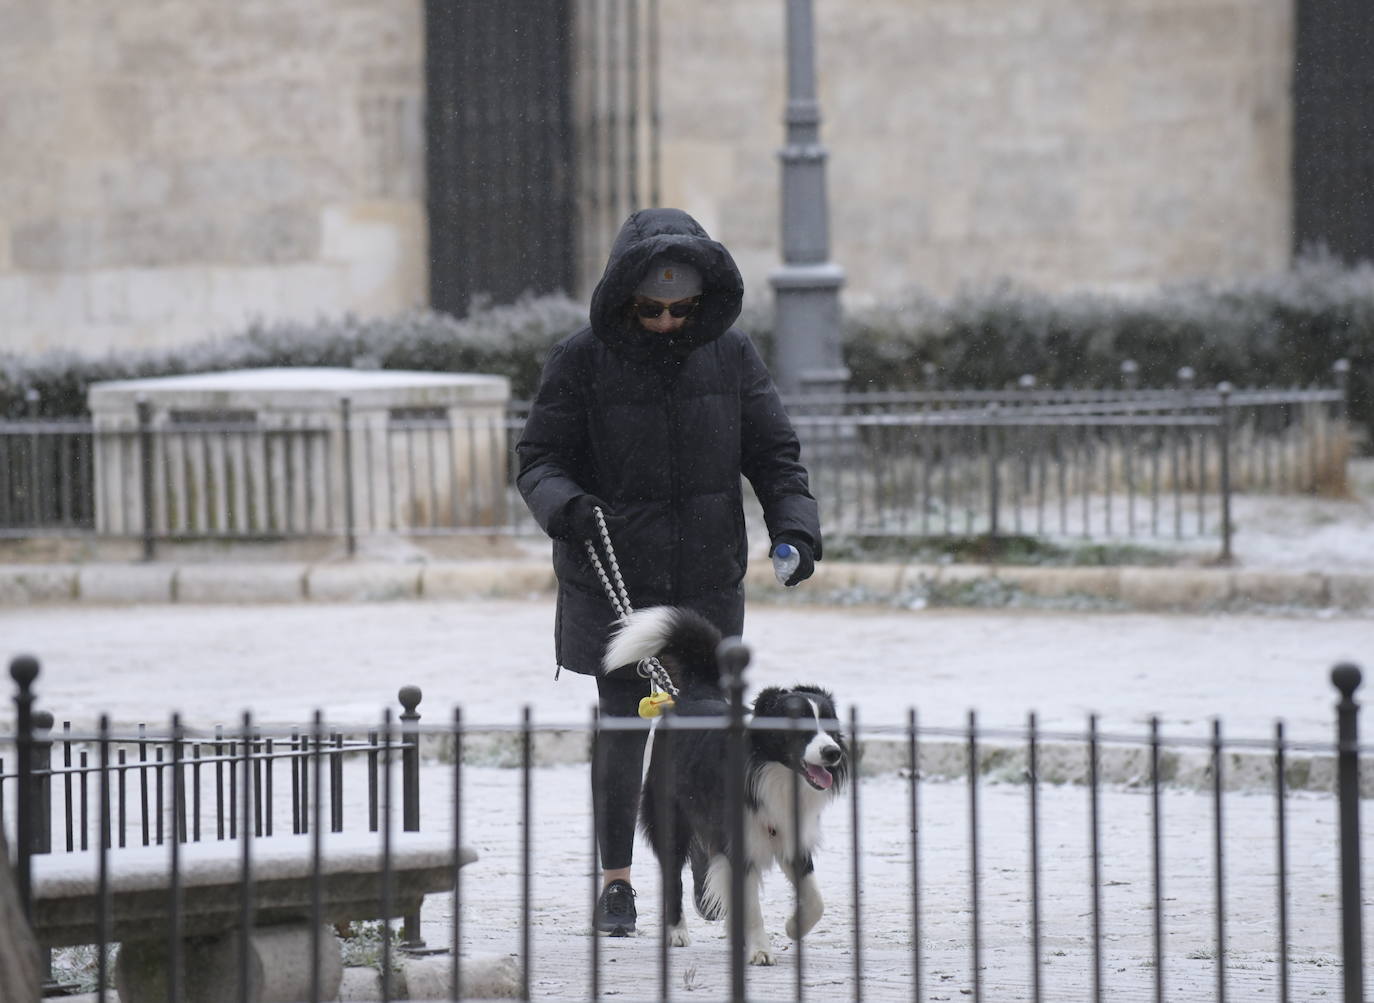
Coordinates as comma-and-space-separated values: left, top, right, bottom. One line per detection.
516, 208, 822, 677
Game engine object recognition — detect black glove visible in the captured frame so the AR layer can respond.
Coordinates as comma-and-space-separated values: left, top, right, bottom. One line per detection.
559, 494, 628, 542
770, 535, 815, 587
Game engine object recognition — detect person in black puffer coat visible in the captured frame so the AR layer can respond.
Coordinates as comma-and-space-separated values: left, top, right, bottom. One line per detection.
516, 207, 822, 935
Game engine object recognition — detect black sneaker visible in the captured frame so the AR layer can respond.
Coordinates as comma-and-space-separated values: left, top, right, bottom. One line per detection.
595, 879, 637, 936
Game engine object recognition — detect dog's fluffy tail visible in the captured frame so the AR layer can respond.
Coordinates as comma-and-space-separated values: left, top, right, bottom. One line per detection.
601, 606, 723, 684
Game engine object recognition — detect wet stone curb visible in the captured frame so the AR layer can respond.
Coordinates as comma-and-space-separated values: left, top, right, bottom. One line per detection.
0, 560, 1369, 614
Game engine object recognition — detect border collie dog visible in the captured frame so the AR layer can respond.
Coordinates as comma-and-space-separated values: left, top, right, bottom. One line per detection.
603, 606, 848, 966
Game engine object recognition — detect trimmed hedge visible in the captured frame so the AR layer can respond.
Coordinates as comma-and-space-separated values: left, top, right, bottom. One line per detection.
846, 251, 1371, 436
2, 254, 1369, 438
0, 294, 587, 418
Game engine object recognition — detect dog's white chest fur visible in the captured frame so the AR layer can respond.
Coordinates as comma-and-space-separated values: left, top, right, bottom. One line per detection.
745, 762, 828, 868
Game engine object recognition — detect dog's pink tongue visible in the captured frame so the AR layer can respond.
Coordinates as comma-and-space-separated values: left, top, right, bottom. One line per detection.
806, 764, 834, 790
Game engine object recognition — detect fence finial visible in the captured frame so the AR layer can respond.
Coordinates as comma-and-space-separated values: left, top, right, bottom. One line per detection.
398, 685, 422, 717
716, 636, 751, 682
9, 653, 38, 689
1333, 663, 1363, 700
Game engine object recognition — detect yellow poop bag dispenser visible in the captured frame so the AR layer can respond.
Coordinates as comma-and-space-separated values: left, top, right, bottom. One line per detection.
638, 689, 675, 719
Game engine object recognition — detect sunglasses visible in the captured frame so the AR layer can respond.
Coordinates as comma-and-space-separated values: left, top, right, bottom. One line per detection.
635, 297, 700, 319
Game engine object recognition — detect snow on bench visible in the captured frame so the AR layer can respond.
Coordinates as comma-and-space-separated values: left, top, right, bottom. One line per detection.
30, 831, 475, 1002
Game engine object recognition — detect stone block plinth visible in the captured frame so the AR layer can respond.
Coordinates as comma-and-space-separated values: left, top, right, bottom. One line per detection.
87, 368, 511, 541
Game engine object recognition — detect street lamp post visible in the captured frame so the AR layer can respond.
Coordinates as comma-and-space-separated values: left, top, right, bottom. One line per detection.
770, 0, 848, 397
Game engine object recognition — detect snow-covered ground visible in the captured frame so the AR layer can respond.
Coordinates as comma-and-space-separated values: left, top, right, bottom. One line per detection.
36, 746, 1366, 1000
7, 596, 1372, 998
435, 763, 1367, 1001
6, 461, 1372, 1000
1146, 455, 1374, 570
2, 599, 1368, 741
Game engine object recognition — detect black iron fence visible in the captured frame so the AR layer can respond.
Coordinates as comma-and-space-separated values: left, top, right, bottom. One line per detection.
791, 377, 1349, 552
0, 371, 1352, 561
2, 651, 1369, 1002
0, 419, 96, 533
0, 701, 420, 858
0, 403, 524, 549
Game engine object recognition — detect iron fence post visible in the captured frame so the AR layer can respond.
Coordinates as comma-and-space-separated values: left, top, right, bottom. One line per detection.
1332, 358, 1350, 424
398, 685, 438, 953
136, 397, 155, 561
31, 709, 55, 991
987, 402, 1001, 540
340, 397, 356, 557
10, 654, 38, 920
718, 636, 751, 1003
520, 706, 531, 1000
1216, 383, 1233, 564
29, 711, 53, 858
28, 705, 65, 993
1332, 663, 1364, 1003
399, 686, 422, 832
1329, 359, 1351, 487
25, 388, 40, 526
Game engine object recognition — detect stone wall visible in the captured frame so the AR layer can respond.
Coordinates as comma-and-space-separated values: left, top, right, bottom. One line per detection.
656, 0, 1294, 304
0, 0, 428, 356
2, 0, 1294, 357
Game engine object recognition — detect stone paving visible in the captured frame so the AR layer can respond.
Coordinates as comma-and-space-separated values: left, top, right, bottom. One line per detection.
410, 761, 1365, 1001
10, 595, 1369, 1000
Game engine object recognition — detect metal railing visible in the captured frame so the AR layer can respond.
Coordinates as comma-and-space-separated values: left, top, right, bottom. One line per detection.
3, 651, 1369, 1002
1, 674, 441, 994
790, 377, 1347, 562
0, 419, 96, 532
0, 366, 1352, 561
0, 694, 426, 857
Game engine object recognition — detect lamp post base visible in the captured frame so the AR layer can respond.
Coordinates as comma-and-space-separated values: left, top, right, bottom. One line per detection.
770, 262, 847, 398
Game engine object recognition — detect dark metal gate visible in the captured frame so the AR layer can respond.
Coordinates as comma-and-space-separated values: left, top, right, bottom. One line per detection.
1293, 1, 1374, 261
424, 1, 660, 313
425, 0, 577, 314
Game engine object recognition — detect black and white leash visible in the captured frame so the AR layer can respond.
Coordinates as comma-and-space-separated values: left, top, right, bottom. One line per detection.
583, 506, 680, 701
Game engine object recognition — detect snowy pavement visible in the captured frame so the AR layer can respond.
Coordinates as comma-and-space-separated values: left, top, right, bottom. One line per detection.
6, 598, 1372, 1000
3, 598, 1367, 741
44, 748, 1367, 1001
430, 762, 1367, 1001
9, 462, 1374, 998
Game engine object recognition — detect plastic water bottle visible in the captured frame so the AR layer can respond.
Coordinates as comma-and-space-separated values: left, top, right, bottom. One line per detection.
772, 542, 800, 586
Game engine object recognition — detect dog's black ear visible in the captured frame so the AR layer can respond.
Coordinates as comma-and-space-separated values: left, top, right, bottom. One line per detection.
755, 687, 820, 721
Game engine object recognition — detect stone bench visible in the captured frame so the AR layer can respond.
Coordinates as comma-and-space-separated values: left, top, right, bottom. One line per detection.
31, 831, 475, 1002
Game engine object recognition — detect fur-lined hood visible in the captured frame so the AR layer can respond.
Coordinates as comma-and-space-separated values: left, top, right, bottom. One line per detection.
588, 208, 745, 361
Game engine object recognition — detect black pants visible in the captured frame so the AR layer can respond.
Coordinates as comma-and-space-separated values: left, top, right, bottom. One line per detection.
593, 672, 651, 871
